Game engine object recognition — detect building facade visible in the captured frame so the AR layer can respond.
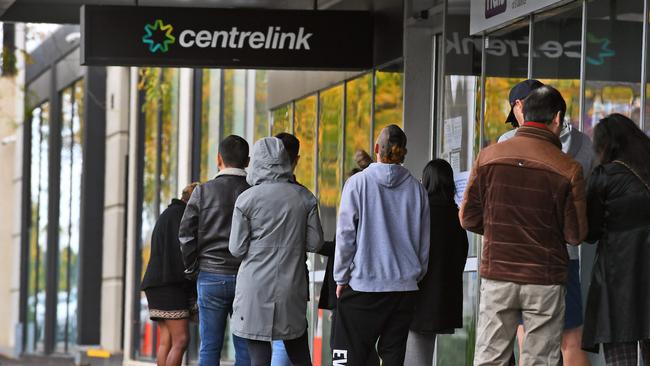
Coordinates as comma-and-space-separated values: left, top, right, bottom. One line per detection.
5, 0, 650, 365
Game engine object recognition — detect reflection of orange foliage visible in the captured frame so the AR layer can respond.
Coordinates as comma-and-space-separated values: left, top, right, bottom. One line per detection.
345, 74, 372, 175
318, 86, 343, 208
295, 96, 317, 192
374, 71, 404, 139
484, 77, 523, 146
255, 71, 269, 142
272, 104, 292, 135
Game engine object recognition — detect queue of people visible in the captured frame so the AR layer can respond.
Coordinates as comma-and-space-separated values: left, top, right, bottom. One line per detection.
140, 82, 650, 366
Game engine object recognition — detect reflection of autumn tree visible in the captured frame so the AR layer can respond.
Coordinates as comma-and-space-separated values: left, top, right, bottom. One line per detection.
295, 96, 317, 192
255, 71, 269, 141
374, 71, 404, 138
318, 86, 343, 207
345, 74, 372, 174
272, 104, 292, 135
539, 79, 580, 127
484, 77, 524, 145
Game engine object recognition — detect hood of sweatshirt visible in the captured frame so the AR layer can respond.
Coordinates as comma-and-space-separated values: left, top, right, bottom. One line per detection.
247, 137, 293, 186
365, 162, 412, 188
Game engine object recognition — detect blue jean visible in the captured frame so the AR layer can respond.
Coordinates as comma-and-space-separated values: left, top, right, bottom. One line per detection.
197, 272, 250, 366
271, 340, 292, 366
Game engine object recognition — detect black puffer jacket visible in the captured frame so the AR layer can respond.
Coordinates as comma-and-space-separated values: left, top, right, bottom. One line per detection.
179, 173, 250, 275
582, 162, 650, 352
411, 196, 469, 334
141, 199, 189, 289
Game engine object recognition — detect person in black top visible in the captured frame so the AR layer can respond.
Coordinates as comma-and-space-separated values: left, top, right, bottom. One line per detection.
141, 182, 199, 366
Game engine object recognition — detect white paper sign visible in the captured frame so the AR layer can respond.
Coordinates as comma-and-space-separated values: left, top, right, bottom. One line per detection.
444, 116, 463, 152
454, 171, 471, 206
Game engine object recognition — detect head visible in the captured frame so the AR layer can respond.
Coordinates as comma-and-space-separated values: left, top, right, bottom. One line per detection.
522, 85, 567, 136
354, 149, 373, 170
422, 159, 456, 203
374, 125, 408, 164
506, 79, 544, 128
217, 135, 250, 170
593, 114, 650, 183
181, 182, 200, 203
275, 132, 300, 172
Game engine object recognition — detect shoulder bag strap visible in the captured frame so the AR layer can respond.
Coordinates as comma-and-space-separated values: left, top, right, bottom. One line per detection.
613, 160, 650, 192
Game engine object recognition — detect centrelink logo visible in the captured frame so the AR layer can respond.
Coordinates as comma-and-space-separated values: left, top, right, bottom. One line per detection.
142, 19, 313, 53
485, 0, 507, 18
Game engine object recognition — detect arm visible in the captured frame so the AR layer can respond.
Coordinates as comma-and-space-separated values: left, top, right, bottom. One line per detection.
585, 167, 605, 243
417, 189, 431, 282
333, 180, 359, 287
317, 240, 335, 257
179, 185, 201, 270
563, 165, 588, 245
228, 199, 251, 258
305, 203, 324, 253
459, 158, 484, 234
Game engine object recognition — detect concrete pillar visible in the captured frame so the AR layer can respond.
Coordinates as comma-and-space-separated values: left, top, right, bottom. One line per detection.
100, 66, 130, 353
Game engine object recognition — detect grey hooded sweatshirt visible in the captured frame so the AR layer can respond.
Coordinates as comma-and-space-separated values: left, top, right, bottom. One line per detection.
229, 137, 324, 341
334, 162, 430, 292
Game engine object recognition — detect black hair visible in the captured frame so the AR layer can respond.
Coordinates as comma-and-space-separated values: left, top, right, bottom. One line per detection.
593, 113, 650, 185
275, 132, 300, 165
422, 159, 456, 203
218, 135, 249, 169
523, 85, 567, 125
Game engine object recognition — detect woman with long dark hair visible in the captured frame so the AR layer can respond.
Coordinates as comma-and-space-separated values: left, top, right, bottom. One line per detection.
405, 159, 469, 366
582, 114, 650, 365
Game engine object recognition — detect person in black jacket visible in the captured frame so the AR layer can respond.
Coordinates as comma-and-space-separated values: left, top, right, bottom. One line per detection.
582, 114, 650, 365
141, 182, 199, 366
405, 159, 469, 366
178, 135, 251, 366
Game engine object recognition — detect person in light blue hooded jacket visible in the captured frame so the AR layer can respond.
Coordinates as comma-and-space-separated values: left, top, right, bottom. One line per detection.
229, 137, 324, 366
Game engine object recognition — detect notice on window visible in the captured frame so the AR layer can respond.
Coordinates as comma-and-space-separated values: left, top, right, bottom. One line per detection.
444, 116, 463, 152
454, 171, 470, 206
450, 150, 461, 173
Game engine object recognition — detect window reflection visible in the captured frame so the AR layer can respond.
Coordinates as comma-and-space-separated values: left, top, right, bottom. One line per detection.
345, 74, 372, 175
223, 70, 247, 137
137, 68, 180, 360
200, 70, 221, 181
294, 95, 317, 192
272, 103, 292, 136
318, 86, 343, 239
374, 67, 404, 137
254, 71, 269, 141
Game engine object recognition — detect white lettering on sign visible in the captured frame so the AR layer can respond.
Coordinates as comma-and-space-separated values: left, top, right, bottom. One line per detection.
178, 26, 313, 50
332, 349, 348, 365
486, 0, 506, 11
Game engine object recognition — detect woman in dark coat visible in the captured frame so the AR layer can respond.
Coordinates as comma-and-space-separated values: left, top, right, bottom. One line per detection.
141, 183, 198, 366
582, 114, 650, 365
405, 159, 469, 366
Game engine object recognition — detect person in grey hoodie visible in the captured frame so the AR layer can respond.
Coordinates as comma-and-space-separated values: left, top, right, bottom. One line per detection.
332, 124, 430, 366
228, 137, 324, 366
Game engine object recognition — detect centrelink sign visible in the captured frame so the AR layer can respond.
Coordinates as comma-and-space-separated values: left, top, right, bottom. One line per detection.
81, 5, 373, 70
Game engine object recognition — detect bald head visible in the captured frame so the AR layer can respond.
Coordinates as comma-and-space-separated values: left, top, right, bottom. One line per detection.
375, 125, 408, 164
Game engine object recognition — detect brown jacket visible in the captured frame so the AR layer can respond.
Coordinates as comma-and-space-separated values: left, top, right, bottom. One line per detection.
460, 125, 587, 285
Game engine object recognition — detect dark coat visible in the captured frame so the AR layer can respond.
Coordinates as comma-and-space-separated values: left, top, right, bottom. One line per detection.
141, 199, 192, 290
317, 241, 336, 310
582, 163, 650, 352
411, 196, 469, 334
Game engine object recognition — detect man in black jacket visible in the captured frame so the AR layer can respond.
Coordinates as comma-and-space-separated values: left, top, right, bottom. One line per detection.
179, 135, 251, 366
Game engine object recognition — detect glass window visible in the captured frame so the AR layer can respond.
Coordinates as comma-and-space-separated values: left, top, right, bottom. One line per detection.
26, 102, 49, 353
318, 86, 343, 239
374, 66, 404, 138
55, 79, 84, 352
483, 21, 529, 146
272, 103, 293, 135
294, 95, 317, 192
200, 69, 222, 182
254, 70, 269, 142
344, 74, 373, 176
136, 68, 180, 360
532, 5, 583, 130
584, 0, 643, 136
223, 69, 247, 137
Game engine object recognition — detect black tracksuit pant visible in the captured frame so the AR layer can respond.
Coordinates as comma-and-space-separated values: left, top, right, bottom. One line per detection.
332, 287, 416, 366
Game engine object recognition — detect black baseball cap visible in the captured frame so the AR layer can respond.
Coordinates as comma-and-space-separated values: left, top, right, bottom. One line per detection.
506, 79, 544, 124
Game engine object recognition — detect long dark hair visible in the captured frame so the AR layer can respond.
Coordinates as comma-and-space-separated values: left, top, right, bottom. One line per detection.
593, 113, 650, 185
422, 159, 456, 203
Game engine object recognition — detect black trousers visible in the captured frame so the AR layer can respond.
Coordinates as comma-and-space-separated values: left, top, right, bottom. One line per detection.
247, 331, 312, 366
332, 287, 416, 366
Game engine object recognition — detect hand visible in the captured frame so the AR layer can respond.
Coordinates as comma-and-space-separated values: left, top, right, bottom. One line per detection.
336, 284, 348, 299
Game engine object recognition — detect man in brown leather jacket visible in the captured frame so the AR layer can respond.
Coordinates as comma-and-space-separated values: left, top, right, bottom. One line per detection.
460, 85, 588, 365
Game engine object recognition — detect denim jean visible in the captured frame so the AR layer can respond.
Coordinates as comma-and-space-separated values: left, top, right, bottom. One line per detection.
197, 272, 250, 366
271, 340, 292, 366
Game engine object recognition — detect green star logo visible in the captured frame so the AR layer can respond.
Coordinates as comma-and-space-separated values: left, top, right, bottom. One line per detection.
586, 33, 615, 66
142, 19, 176, 53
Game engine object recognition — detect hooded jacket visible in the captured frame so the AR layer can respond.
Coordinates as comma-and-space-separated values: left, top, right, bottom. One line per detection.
228, 137, 324, 341
334, 162, 430, 292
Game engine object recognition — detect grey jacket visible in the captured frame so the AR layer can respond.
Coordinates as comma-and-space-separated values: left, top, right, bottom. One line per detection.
229, 137, 324, 341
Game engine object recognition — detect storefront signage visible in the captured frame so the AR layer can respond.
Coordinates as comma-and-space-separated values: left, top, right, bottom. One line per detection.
470, 0, 565, 35
81, 5, 373, 69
